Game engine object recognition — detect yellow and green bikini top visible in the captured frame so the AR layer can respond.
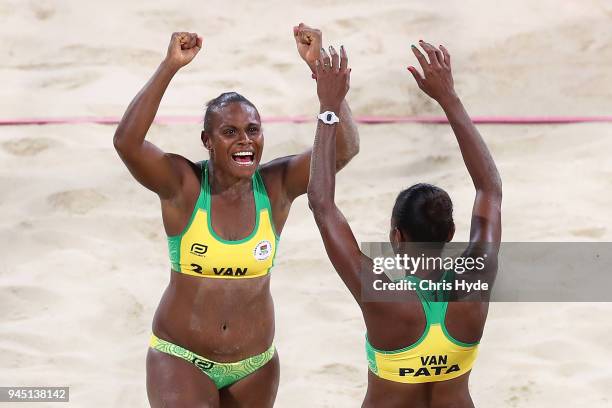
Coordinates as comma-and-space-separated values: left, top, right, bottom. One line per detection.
167, 161, 278, 279
366, 270, 479, 384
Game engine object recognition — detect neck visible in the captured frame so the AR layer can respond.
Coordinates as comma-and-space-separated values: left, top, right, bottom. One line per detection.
207, 162, 252, 198
397, 245, 446, 281
412, 266, 445, 282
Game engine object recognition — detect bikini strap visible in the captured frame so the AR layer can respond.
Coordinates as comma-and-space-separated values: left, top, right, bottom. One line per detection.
198, 160, 209, 211
253, 167, 279, 238
253, 168, 270, 212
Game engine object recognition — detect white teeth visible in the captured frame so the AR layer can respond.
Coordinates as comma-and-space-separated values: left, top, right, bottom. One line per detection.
232, 151, 254, 166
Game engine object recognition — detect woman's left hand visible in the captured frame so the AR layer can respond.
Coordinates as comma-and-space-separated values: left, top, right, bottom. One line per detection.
408, 40, 457, 106
316, 45, 351, 112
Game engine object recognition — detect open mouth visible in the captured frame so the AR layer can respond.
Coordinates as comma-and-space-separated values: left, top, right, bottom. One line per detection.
231, 151, 255, 166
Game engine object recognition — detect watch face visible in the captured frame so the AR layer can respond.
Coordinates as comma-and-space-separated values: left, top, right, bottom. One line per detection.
319, 111, 338, 124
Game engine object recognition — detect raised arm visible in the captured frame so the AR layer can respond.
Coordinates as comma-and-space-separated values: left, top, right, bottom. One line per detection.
113, 32, 203, 199
294, 24, 360, 171
408, 41, 502, 247
261, 24, 360, 203
306, 47, 367, 302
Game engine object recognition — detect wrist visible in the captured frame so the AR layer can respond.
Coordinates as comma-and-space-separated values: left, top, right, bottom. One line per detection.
437, 93, 461, 110
319, 104, 341, 114
306, 61, 317, 73
160, 59, 181, 75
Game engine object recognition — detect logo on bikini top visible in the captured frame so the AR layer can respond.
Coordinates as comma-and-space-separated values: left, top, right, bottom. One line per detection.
254, 240, 272, 261
190, 243, 208, 257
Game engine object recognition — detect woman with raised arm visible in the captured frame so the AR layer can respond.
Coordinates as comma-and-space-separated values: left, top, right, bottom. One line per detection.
308, 40, 502, 407
113, 29, 358, 407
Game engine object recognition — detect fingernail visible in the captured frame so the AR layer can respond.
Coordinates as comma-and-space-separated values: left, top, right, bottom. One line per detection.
419, 39, 423, 43
411, 44, 416, 48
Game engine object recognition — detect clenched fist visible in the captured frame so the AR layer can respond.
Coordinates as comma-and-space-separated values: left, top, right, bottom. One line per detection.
164, 32, 203, 70
293, 23, 322, 72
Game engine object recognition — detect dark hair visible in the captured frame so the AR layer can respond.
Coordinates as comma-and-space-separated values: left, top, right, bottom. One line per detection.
203, 92, 257, 134
392, 183, 454, 242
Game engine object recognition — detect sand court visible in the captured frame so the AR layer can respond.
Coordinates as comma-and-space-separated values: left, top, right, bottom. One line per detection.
2, 0, 612, 406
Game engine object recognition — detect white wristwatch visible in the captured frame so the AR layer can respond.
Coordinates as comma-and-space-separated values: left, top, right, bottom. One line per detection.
318, 111, 340, 125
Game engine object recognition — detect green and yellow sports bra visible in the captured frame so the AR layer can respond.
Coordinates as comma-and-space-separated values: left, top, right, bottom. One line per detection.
167, 161, 278, 279
366, 271, 479, 384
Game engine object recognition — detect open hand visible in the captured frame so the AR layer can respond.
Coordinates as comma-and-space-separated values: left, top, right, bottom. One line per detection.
293, 23, 322, 72
408, 41, 457, 105
316, 45, 350, 111
164, 32, 203, 70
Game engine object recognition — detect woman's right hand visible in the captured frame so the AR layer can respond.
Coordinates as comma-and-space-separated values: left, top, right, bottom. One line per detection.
316, 45, 351, 112
164, 32, 203, 70
293, 23, 322, 73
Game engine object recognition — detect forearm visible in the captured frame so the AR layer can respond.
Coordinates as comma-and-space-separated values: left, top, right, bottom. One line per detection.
113, 61, 178, 149
307, 115, 366, 301
307, 112, 338, 210
440, 96, 501, 194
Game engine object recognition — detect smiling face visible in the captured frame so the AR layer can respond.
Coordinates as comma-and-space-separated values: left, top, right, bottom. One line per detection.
202, 101, 263, 179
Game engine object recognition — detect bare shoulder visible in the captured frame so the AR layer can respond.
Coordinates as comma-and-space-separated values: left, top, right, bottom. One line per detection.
166, 153, 202, 183
258, 156, 295, 198
257, 156, 301, 235
259, 155, 294, 177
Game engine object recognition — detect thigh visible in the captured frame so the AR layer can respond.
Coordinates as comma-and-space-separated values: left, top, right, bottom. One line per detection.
219, 351, 280, 408
146, 348, 220, 408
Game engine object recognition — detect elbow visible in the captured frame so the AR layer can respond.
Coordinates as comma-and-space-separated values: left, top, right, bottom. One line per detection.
478, 176, 502, 201
307, 190, 323, 212
336, 133, 360, 170
336, 146, 359, 171
348, 134, 360, 159
113, 130, 125, 152
346, 134, 360, 162
307, 189, 332, 214
113, 129, 135, 155
491, 173, 503, 198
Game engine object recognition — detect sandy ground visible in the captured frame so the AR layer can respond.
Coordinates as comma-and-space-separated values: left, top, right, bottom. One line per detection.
2, 0, 612, 406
